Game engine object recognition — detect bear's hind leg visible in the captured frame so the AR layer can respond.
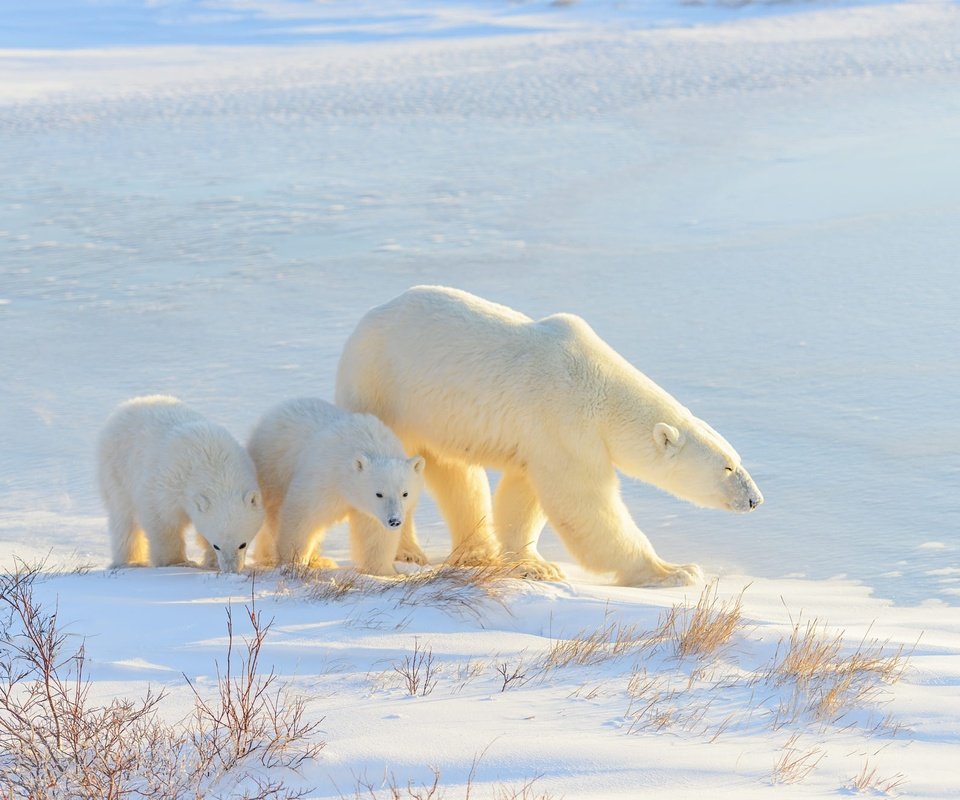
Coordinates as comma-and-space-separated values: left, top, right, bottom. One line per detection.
108, 506, 148, 568
422, 452, 500, 567
349, 510, 399, 576
144, 514, 191, 567
494, 470, 562, 581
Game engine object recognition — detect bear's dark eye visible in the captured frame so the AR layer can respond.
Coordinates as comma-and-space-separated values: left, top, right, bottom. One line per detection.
402, 492, 408, 498
213, 544, 221, 551
376, 492, 383, 498
238, 542, 246, 550
724, 467, 734, 474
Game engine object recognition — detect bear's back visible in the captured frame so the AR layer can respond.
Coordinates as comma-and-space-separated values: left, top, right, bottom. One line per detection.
337, 287, 616, 467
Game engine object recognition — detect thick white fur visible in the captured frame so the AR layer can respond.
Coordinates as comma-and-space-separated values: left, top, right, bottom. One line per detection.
247, 398, 426, 575
335, 285, 763, 587
97, 396, 264, 573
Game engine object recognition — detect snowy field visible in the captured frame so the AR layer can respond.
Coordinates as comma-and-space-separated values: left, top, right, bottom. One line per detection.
2, 1, 960, 797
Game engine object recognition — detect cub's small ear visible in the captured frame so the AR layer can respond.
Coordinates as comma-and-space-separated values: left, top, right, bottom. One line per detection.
354, 454, 368, 473
409, 455, 426, 475
193, 494, 211, 513
244, 489, 261, 508
653, 422, 683, 454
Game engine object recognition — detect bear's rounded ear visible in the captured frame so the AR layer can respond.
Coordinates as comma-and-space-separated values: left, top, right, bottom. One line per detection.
354, 455, 368, 473
409, 455, 426, 475
244, 489, 261, 508
193, 493, 211, 513
653, 422, 683, 454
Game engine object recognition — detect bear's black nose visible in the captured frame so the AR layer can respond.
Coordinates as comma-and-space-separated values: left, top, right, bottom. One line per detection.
388, 517, 402, 527
749, 498, 759, 510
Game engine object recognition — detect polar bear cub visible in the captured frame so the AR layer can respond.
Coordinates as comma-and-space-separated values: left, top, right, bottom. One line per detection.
247, 398, 426, 575
336, 285, 763, 587
98, 395, 264, 572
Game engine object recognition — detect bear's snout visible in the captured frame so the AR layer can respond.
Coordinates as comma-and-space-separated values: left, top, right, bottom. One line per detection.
387, 516, 402, 528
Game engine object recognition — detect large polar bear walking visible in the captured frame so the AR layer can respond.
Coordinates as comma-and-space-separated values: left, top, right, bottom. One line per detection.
335, 286, 763, 587
98, 396, 264, 573
247, 398, 426, 575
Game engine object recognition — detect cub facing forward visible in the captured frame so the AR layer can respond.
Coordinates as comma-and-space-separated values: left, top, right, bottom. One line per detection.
336, 285, 763, 587
97, 395, 264, 573
247, 398, 426, 575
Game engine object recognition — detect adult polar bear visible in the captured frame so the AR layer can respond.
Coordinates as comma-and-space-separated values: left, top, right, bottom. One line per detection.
335, 286, 763, 586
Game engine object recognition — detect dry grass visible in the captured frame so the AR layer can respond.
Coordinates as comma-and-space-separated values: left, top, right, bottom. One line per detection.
668, 583, 746, 661
536, 583, 743, 680
771, 732, 824, 784
623, 668, 714, 735
278, 563, 516, 620
451, 659, 487, 694
846, 759, 907, 795
340, 751, 555, 800
763, 616, 913, 728
540, 615, 653, 670
0, 562, 322, 800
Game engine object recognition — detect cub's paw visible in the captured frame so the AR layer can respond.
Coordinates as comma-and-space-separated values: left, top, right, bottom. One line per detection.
395, 543, 429, 566
109, 561, 148, 570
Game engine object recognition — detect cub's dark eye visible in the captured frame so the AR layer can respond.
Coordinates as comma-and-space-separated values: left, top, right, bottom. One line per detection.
402, 492, 408, 498
238, 543, 246, 550
213, 544, 221, 551
724, 467, 734, 474
376, 492, 383, 498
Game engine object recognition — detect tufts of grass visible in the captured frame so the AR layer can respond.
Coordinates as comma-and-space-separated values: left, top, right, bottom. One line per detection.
762, 616, 914, 728
340, 750, 555, 800
771, 732, 824, 785
845, 759, 907, 795
540, 615, 654, 670
623, 668, 714, 735
277, 563, 515, 620
668, 582, 746, 662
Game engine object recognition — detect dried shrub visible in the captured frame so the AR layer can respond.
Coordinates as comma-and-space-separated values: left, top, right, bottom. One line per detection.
0, 562, 322, 800
393, 638, 440, 697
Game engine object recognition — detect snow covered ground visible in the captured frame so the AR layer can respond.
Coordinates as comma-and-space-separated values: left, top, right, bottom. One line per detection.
2, 1, 959, 797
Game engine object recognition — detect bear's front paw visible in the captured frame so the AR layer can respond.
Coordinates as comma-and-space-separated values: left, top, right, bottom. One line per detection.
308, 555, 339, 570
396, 543, 429, 566
619, 560, 703, 588
652, 562, 703, 587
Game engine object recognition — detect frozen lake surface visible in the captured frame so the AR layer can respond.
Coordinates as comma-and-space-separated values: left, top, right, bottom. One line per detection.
3, 5, 960, 799
1, 2, 959, 607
